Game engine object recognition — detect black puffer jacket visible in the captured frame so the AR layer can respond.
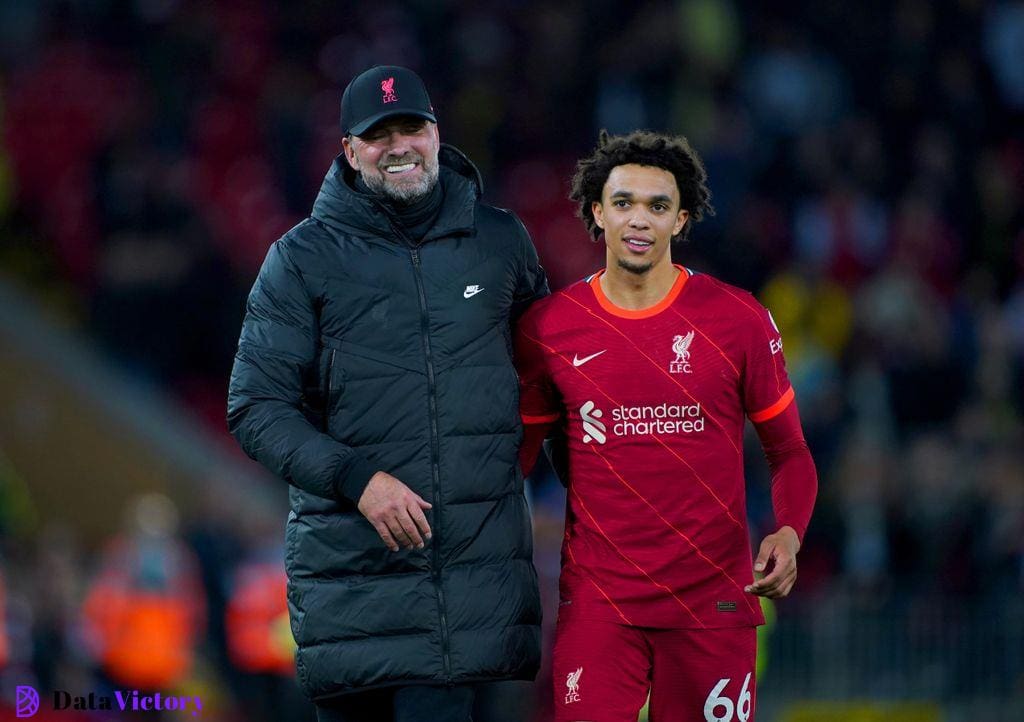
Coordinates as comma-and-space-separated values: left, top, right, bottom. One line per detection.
227, 145, 547, 700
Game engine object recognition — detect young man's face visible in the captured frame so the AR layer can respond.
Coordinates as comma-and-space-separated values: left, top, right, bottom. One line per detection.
343, 116, 440, 203
592, 164, 689, 276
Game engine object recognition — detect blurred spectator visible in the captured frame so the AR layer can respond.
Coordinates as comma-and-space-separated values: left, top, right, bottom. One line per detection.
225, 555, 292, 677
983, 1, 1024, 110
741, 26, 849, 139
223, 514, 312, 722
81, 493, 205, 692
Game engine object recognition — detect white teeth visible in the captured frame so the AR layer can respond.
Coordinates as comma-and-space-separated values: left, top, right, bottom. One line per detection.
386, 163, 416, 173
627, 239, 652, 246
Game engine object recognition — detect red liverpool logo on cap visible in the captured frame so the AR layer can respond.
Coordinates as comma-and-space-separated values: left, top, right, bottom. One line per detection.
381, 77, 397, 104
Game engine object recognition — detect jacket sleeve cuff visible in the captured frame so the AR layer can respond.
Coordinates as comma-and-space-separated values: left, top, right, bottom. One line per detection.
335, 455, 379, 504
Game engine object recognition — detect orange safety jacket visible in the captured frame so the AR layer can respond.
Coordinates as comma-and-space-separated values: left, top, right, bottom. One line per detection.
82, 537, 205, 689
225, 561, 295, 676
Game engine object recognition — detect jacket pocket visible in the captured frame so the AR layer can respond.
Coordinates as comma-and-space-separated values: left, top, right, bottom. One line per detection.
322, 348, 336, 432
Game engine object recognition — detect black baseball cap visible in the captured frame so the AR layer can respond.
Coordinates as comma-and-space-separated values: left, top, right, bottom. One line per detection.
340, 65, 437, 137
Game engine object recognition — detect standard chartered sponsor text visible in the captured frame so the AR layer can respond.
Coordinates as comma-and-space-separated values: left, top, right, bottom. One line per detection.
611, 402, 705, 435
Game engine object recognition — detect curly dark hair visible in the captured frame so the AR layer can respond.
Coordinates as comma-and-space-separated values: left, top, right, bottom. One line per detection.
569, 130, 714, 243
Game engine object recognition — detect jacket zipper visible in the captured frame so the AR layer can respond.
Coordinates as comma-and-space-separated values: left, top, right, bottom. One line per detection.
409, 246, 452, 682
322, 349, 336, 433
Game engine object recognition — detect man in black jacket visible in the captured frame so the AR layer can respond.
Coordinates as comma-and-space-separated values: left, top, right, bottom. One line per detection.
227, 66, 548, 722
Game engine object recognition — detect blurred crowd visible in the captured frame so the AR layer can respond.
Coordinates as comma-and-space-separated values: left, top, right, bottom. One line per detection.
1, 0, 1022, 719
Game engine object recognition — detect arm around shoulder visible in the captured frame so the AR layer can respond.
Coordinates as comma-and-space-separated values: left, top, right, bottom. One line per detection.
507, 210, 549, 317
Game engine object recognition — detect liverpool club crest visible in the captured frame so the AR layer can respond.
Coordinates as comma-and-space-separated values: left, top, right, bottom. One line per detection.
670, 331, 695, 374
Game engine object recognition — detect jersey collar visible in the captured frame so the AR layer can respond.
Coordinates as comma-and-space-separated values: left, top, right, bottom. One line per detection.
589, 264, 691, 319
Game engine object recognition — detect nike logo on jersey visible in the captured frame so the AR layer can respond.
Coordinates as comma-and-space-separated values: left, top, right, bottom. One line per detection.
572, 350, 606, 367
463, 285, 484, 298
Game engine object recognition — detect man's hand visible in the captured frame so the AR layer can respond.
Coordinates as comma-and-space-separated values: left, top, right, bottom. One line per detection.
357, 472, 432, 552
745, 525, 800, 598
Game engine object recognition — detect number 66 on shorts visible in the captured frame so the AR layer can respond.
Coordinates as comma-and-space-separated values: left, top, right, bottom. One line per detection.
703, 673, 752, 722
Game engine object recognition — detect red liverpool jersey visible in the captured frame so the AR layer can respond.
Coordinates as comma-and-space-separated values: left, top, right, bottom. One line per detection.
515, 266, 795, 629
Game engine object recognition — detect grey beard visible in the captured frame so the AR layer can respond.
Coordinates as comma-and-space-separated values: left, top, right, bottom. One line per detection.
363, 164, 440, 204
617, 257, 654, 275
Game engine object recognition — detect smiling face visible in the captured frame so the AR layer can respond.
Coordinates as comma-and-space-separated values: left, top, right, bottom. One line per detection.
342, 116, 440, 203
592, 164, 689, 276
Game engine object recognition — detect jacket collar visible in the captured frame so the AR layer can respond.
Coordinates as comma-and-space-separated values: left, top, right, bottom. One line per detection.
311, 144, 482, 243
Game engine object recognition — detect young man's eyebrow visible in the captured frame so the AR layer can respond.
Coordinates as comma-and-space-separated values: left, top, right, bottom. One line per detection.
608, 189, 673, 204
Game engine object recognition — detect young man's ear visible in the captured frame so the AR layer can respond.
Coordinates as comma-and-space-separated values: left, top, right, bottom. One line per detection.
673, 209, 689, 236
592, 200, 605, 229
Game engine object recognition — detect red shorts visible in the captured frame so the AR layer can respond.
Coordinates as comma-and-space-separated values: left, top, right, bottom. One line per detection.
553, 614, 757, 722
